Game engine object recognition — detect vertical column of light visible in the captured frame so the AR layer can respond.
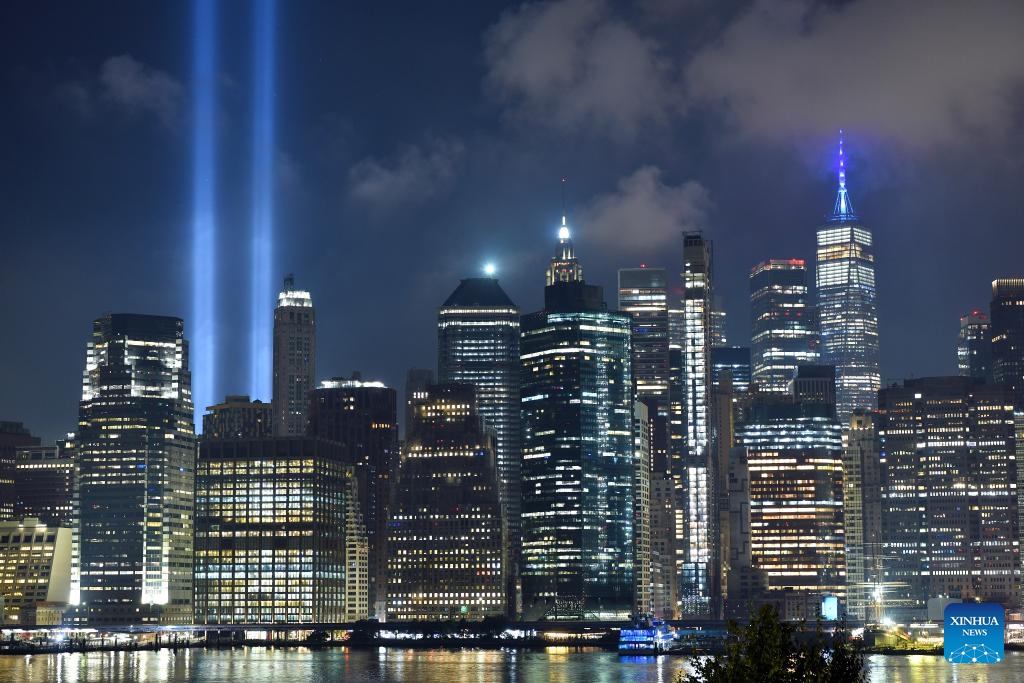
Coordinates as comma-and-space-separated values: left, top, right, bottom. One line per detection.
192, 0, 217, 428
250, 0, 276, 399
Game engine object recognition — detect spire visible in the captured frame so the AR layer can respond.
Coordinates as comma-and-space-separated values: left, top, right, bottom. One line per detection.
547, 178, 583, 286
830, 129, 856, 222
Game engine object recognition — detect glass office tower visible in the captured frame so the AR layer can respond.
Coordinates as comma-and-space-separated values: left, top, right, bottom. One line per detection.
815, 136, 880, 423
991, 280, 1024, 406
520, 274, 634, 620
750, 259, 819, 393
78, 314, 195, 625
957, 309, 992, 381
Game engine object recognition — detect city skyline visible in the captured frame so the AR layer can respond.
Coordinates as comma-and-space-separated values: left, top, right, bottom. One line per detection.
5, 2, 1024, 442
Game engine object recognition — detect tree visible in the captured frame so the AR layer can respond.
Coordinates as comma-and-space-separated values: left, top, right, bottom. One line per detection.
681, 604, 867, 683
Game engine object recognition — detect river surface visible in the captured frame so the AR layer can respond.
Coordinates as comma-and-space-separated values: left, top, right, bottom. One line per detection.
0, 647, 1020, 682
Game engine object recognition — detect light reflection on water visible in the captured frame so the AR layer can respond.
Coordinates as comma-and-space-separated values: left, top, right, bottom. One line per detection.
0, 647, 1021, 682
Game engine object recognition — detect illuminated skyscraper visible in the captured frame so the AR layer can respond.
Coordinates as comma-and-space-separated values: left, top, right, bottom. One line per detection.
77, 314, 195, 625
194, 437, 363, 624
843, 411, 883, 623
710, 347, 751, 395
633, 400, 653, 617
619, 267, 670, 468
272, 275, 315, 436
202, 395, 273, 439
878, 377, 1020, 618
546, 215, 583, 285
403, 368, 433, 440
437, 276, 520, 612
735, 370, 845, 603
0, 422, 39, 519
307, 375, 399, 621
678, 231, 714, 616
991, 280, 1024, 406
815, 134, 880, 423
387, 384, 506, 620
957, 309, 992, 381
521, 233, 634, 619
750, 259, 819, 393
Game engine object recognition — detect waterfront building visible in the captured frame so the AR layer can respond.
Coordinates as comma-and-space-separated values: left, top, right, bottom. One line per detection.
387, 384, 505, 621
878, 377, 1020, 619
437, 276, 521, 614
735, 369, 845, 602
307, 375, 399, 621
273, 275, 316, 436
77, 313, 195, 625
815, 135, 880, 423
844, 411, 883, 623
678, 231, 714, 616
649, 470, 677, 619
633, 401, 652, 617
750, 259, 819, 393
14, 437, 78, 605
194, 437, 363, 624
0, 422, 40, 520
958, 309, 992, 381
0, 518, 72, 625
521, 232, 634, 619
991, 280, 1024, 406
202, 395, 272, 439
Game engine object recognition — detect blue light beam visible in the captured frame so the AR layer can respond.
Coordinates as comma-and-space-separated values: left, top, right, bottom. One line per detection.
250, 0, 276, 400
192, 0, 217, 425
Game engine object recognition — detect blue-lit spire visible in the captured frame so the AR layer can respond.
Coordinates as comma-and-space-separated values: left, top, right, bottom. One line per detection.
831, 129, 856, 222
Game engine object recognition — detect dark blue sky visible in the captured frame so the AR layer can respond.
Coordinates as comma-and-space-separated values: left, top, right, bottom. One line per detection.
3, 0, 1024, 441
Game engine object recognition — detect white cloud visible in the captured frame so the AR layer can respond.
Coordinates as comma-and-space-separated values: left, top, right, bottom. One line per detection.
483, 0, 681, 137
581, 166, 711, 250
684, 0, 1024, 147
55, 55, 182, 129
348, 138, 465, 208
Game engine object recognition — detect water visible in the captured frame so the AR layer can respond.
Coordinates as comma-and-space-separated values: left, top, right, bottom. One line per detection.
0, 648, 1021, 682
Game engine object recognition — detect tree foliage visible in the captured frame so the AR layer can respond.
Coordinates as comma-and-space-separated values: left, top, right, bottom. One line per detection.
682, 604, 867, 683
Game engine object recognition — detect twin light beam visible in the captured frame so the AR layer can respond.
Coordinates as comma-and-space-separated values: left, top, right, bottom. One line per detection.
191, 0, 277, 420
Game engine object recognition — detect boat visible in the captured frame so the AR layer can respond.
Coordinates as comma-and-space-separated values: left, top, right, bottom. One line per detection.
618, 617, 675, 655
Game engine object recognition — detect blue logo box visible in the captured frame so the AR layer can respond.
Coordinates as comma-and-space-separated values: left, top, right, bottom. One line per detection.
944, 602, 1004, 664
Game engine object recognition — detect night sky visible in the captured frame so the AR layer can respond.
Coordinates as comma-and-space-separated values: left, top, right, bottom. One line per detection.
3, 0, 1024, 443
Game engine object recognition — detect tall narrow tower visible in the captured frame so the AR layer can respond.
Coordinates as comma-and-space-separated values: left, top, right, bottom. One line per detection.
546, 215, 584, 285
815, 133, 880, 423
678, 231, 715, 616
750, 259, 819, 393
273, 275, 316, 436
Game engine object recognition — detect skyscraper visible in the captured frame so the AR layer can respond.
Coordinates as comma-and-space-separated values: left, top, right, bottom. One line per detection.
710, 347, 752, 395
815, 135, 880, 423
878, 377, 1020, 619
437, 276, 520, 613
750, 259, 819, 393
958, 309, 992, 381
678, 231, 714, 616
0, 422, 40, 519
844, 411, 883, 623
991, 279, 1024, 406
272, 275, 315, 436
194, 437, 363, 624
734, 369, 845, 605
77, 314, 195, 625
546, 215, 583, 285
618, 267, 671, 468
403, 368, 433, 440
633, 400, 653, 617
202, 395, 273, 439
387, 384, 506, 620
521, 227, 634, 619
307, 375, 399, 621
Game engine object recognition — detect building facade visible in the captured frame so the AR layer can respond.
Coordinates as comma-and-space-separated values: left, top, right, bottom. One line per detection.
633, 401, 652, 617
0, 422, 40, 520
991, 279, 1024, 406
678, 231, 715, 616
437, 276, 521, 614
77, 313, 195, 625
878, 377, 1021, 619
0, 519, 72, 625
750, 259, 819, 393
273, 275, 316, 436
815, 137, 880, 423
520, 276, 634, 620
194, 437, 363, 624
958, 309, 992, 381
307, 375, 399, 621
843, 411, 883, 623
387, 384, 505, 620
202, 395, 273, 439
